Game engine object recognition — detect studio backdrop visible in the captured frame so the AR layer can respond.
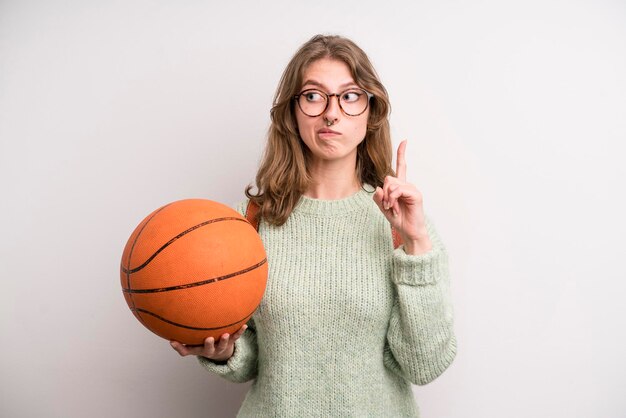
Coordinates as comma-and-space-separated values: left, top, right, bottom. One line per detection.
1, 1, 625, 417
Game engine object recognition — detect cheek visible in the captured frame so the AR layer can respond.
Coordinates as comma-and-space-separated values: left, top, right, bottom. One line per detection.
352, 115, 368, 140
295, 114, 320, 153
295, 112, 312, 138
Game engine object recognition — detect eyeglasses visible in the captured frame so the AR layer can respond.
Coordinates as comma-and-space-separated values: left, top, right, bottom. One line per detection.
294, 88, 374, 117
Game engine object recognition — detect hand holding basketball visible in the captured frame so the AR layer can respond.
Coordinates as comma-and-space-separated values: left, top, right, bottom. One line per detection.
170, 324, 248, 361
373, 140, 432, 255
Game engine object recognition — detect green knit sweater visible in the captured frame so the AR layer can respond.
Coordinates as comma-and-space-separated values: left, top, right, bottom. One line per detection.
198, 188, 456, 417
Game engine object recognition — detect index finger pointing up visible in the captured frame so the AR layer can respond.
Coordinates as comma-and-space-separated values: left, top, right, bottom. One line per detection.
396, 140, 407, 181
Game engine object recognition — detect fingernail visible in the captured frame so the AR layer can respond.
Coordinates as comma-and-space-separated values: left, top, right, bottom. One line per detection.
393, 209, 398, 217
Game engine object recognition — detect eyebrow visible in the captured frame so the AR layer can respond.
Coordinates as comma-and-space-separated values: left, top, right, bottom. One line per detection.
300, 80, 360, 91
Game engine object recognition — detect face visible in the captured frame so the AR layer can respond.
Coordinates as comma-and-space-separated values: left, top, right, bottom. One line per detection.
295, 58, 369, 166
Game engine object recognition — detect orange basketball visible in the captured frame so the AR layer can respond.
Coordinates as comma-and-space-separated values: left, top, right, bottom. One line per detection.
120, 199, 267, 345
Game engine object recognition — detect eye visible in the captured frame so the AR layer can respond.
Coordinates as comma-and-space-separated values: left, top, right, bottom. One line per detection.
303, 90, 325, 102
341, 90, 362, 103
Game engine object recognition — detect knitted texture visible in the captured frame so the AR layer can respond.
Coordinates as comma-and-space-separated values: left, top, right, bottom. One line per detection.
198, 188, 456, 417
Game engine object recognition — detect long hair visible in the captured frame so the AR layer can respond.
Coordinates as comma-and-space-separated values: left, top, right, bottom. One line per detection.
246, 34, 393, 226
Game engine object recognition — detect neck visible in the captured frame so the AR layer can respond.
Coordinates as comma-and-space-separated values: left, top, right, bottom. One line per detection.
304, 157, 361, 200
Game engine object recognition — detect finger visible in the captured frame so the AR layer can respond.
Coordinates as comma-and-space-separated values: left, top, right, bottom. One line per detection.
373, 186, 384, 210
172, 340, 207, 357
374, 186, 392, 215
382, 176, 399, 210
373, 187, 394, 222
396, 140, 407, 182
386, 184, 401, 211
203, 336, 216, 357
216, 334, 230, 352
391, 199, 401, 218
232, 324, 248, 341
170, 341, 189, 356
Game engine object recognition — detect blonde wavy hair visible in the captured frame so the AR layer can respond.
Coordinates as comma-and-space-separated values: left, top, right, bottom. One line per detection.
246, 34, 394, 226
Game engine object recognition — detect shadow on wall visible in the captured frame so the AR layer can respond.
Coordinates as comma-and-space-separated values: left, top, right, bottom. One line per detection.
188, 373, 251, 417
110, 344, 251, 418
161, 358, 252, 418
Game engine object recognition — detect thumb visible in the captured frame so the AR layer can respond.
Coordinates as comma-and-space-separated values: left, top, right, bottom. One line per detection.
373, 186, 396, 224
373, 187, 384, 209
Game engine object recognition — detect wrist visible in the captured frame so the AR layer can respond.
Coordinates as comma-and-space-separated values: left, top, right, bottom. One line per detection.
403, 237, 432, 255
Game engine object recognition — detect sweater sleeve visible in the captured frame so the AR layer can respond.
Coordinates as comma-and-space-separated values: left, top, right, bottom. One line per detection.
197, 317, 259, 383
196, 199, 260, 383
383, 216, 457, 385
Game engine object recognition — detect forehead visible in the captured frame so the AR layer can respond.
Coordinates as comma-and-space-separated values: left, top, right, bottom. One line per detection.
301, 58, 356, 89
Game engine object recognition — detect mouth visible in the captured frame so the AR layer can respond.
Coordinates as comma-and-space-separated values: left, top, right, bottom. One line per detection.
318, 128, 340, 135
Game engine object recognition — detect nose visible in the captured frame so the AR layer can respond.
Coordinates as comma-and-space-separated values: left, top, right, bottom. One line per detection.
324, 94, 341, 121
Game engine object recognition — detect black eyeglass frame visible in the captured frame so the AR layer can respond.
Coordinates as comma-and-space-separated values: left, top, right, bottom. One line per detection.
293, 88, 374, 117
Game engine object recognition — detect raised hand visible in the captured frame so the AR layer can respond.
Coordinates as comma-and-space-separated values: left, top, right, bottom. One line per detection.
373, 140, 432, 255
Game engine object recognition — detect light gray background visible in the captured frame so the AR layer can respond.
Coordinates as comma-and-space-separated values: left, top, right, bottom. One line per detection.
1, 1, 625, 417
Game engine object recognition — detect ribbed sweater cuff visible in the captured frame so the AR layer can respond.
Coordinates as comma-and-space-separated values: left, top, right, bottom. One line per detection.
196, 335, 252, 375
392, 245, 447, 286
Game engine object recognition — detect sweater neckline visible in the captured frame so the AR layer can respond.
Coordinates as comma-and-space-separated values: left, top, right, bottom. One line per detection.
294, 185, 375, 216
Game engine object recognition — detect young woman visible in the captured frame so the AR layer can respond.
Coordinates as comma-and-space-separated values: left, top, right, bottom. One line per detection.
171, 34, 456, 417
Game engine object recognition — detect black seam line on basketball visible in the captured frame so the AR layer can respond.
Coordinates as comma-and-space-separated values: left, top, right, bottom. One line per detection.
122, 258, 267, 294
124, 203, 173, 316
121, 217, 252, 274
131, 307, 255, 331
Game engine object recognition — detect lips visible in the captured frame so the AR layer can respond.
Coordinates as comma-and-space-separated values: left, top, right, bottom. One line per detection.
318, 128, 340, 135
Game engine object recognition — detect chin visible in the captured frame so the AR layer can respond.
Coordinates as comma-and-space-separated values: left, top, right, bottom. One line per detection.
318, 149, 356, 163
